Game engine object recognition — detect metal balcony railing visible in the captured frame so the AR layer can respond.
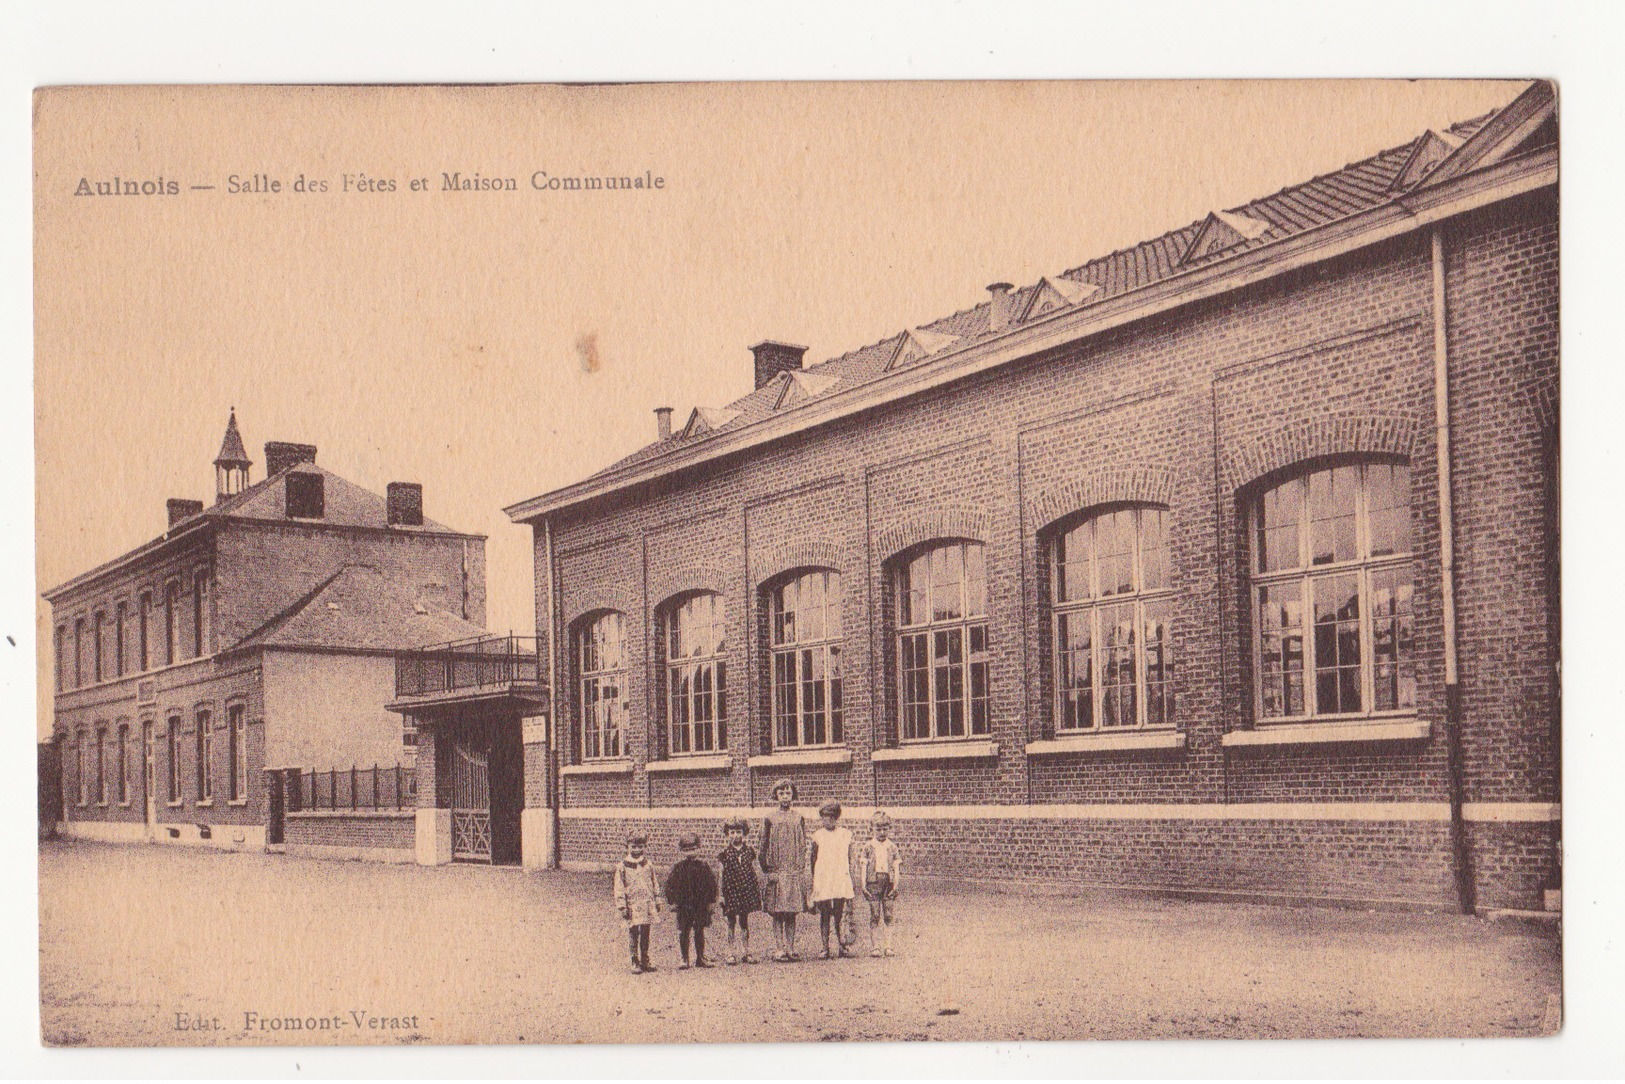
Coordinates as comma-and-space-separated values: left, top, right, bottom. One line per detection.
394, 633, 543, 698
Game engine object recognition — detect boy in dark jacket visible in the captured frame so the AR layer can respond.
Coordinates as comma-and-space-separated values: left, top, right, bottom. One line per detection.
663, 831, 719, 969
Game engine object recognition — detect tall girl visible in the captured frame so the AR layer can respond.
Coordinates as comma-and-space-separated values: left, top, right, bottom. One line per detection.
758, 778, 809, 962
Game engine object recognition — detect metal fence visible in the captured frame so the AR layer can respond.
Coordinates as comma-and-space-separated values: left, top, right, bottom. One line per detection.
394, 633, 543, 698
293, 763, 417, 812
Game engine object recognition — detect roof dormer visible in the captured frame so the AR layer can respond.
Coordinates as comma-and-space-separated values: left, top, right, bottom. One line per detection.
1020, 275, 1102, 322
886, 327, 961, 371
773, 369, 840, 410
682, 406, 742, 438
1180, 208, 1272, 266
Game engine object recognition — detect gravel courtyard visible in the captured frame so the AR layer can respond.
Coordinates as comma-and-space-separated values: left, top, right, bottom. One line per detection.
39, 839, 1560, 1047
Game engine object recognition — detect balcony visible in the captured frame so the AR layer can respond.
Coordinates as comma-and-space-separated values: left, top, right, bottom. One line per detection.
390, 634, 549, 714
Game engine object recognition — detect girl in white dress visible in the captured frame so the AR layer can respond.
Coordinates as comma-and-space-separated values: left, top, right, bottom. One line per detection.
807, 800, 856, 959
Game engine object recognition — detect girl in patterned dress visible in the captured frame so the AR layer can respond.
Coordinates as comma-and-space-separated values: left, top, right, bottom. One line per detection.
758, 778, 809, 962
716, 817, 762, 964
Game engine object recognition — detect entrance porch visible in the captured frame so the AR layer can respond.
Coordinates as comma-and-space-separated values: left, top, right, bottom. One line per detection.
387, 634, 553, 868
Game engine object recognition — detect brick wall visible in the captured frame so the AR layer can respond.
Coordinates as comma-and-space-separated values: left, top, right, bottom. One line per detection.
284, 810, 415, 861
539, 191, 1559, 909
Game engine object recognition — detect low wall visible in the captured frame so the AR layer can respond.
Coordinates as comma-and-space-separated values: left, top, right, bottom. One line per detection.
285, 810, 416, 864
558, 802, 1559, 912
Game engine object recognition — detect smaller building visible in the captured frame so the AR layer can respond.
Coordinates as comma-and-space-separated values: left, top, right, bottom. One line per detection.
44, 412, 489, 853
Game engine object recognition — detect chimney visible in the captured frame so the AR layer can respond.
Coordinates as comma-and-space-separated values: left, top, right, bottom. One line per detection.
655, 407, 674, 440
387, 482, 424, 527
264, 441, 317, 476
987, 282, 1015, 332
167, 498, 204, 528
749, 340, 809, 390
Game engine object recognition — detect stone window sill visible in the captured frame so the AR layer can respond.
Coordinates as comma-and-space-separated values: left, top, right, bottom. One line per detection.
166, 800, 184, 808
195, 799, 214, 808
1027, 731, 1185, 756
747, 748, 854, 769
872, 740, 999, 763
228, 798, 249, 807
645, 754, 732, 773
1222, 718, 1430, 747
561, 759, 634, 776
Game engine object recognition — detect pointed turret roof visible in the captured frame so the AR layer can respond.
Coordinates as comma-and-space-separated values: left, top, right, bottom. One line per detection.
214, 409, 252, 468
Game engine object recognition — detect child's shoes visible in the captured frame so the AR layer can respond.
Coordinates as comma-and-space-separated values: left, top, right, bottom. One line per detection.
696, 958, 714, 969
870, 948, 883, 957
742, 953, 759, 964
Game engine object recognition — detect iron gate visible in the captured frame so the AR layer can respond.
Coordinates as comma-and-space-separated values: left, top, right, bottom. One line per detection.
451, 737, 492, 862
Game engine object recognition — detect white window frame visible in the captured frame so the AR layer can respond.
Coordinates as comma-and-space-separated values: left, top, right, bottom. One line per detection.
895, 541, 991, 742
165, 716, 182, 804
1051, 505, 1176, 733
664, 592, 727, 756
1250, 461, 1416, 724
575, 612, 627, 761
769, 570, 844, 749
116, 723, 130, 805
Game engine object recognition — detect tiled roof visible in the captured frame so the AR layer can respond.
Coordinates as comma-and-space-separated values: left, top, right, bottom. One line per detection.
586, 107, 1505, 483
228, 564, 487, 653
182, 464, 456, 533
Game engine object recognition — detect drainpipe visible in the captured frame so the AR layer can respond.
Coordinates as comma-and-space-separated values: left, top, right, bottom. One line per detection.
544, 516, 561, 870
1433, 228, 1474, 915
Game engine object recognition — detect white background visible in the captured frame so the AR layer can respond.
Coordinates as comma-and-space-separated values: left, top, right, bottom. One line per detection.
3, 1, 1621, 1078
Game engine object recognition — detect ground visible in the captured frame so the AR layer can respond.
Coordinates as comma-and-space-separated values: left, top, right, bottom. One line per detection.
38, 839, 1560, 1047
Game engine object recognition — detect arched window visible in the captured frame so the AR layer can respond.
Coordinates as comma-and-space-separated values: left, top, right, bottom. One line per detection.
895, 541, 990, 741
1051, 505, 1174, 731
769, 571, 843, 749
574, 612, 627, 760
664, 593, 727, 755
1250, 461, 1414, 721
227, 703, 247, 801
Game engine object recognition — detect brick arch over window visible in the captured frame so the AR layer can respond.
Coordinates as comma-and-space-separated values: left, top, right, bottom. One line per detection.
562, 587, 638, 631
647, 566, 727, 610
1028, 466, 1174, 533
1223, 414, 1421, 493
751, 540, 845, 589
874, 509, 992, 562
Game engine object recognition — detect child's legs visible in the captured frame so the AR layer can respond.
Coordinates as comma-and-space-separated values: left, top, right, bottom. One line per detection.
737, 912, 750, 950
627, 926, 640, 961
678, 923, 692, 962
818, 901, 832, 944
693, 925, 706, 961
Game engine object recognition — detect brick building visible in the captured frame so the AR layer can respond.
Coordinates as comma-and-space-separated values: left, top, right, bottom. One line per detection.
501, 84, 1560, 911
44, 413, 488, 852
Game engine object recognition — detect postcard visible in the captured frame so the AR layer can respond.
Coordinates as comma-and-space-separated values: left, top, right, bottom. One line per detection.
34, 79, 1560, 1046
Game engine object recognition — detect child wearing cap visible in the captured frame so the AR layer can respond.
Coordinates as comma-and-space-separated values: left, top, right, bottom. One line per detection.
808, 800, 857, 959
716, 817, 762, 964
858, 811, 903, 957
663, 831, 719, 969
613, 830, 662, 974
759, 778, 809, 962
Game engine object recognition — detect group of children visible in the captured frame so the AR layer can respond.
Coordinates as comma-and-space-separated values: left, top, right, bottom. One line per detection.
612, 780, 902, 974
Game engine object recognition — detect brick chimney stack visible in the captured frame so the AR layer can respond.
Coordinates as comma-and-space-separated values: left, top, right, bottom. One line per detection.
749, 341, 809, 390
264, 441, 317, 477
167, 499, 204, 528
386, 482, 424, 527
655, 407, 674, 440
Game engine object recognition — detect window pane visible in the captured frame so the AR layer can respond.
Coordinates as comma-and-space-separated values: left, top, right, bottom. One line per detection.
964, 544, 987, 618
1140, 508, 1169, 592
1100, 602, 1136, 727
1366, 463, 1412, 558
900, 632, 931, 740
1312, 573, 1362, 714
931, 546, 964, 622
1056, 611, 1093, 730
1309, 466, 1359, 566
933, 628, 965, 737
1143, 600, 1174, 727
824, 572, 843, 639
1258, 582, 1305, 718
829, 646, 843, 745
1258, 477, 1303, 573
1097, 510, 1135, 597
1371, 566, 1416, 711
1055, 523, 1092, 604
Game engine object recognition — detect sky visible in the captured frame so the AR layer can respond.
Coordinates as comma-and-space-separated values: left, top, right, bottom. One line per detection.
33, 80, 1525, 734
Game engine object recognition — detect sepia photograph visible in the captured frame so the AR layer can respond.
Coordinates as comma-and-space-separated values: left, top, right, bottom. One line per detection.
32, 76, 1561, 1052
